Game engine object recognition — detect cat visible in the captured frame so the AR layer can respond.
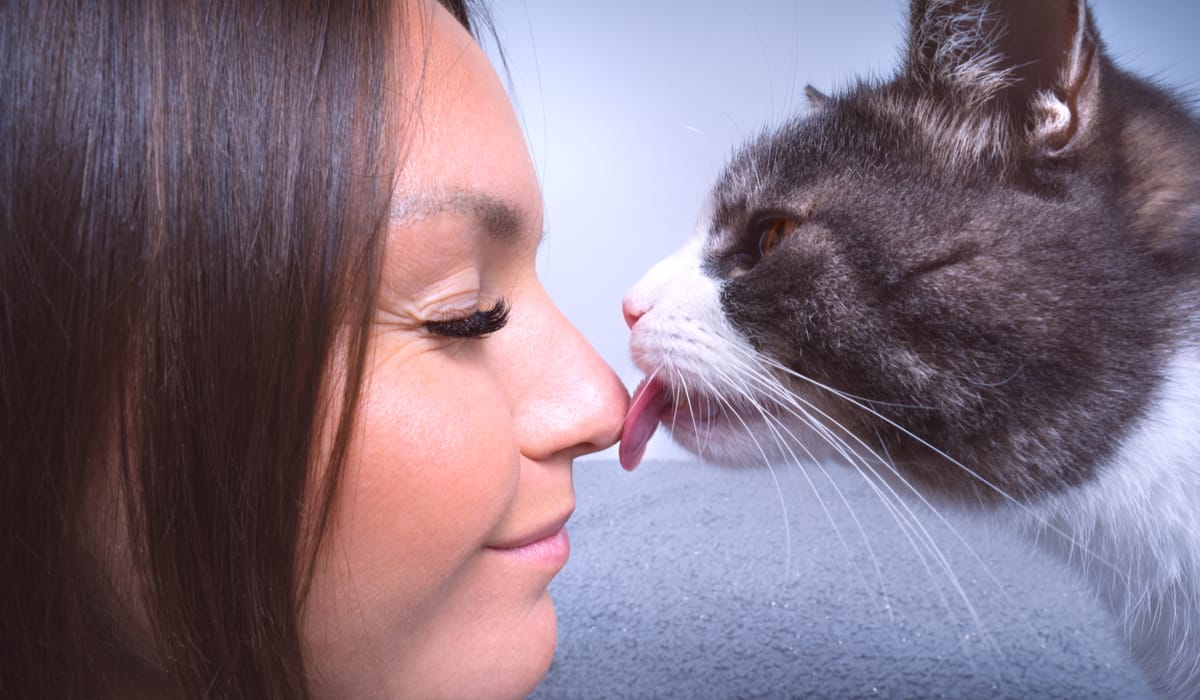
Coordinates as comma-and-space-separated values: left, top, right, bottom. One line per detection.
619, 0, 1200, 697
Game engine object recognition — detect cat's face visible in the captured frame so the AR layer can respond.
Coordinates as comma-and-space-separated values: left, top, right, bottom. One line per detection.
622, 0, 1193, 504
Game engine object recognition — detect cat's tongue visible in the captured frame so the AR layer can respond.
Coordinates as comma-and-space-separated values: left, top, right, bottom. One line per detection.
619, 377, 669, 471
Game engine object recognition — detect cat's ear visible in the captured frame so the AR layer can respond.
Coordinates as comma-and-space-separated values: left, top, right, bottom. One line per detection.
805, 85, 831, 109
905, 0, 1101, 155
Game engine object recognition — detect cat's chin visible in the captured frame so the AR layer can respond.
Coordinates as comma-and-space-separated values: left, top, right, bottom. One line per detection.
662, 402, 851, 469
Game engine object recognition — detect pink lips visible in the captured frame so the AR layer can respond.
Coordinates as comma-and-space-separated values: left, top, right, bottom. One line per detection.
488, 514, 573, 566
489, 528, 570, 565
619, 377, 669, 471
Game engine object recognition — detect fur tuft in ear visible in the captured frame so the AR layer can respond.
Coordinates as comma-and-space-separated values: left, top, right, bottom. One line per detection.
1026, 1, 1101, 155
906, 0, 1018, 105
905, 0, 1102, 154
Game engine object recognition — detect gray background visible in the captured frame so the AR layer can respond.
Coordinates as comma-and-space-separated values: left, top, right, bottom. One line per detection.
477, 1, 1198, 697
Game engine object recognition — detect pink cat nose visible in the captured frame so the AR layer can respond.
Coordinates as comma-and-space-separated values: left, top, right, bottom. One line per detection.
622, 296, 648, 329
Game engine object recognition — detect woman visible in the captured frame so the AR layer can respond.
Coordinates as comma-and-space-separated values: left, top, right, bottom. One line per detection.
0, 1, 628, 698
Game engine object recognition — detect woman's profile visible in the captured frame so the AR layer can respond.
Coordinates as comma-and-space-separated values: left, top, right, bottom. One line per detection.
0, 1, 627, 697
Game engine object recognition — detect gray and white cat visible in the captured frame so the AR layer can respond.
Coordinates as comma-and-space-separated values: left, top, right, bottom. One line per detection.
620, 0, 1200, 696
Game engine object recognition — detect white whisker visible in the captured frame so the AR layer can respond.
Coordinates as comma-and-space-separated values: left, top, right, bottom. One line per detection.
701, 362, 795, 578
749, 351, 1132, 590
725, 344, 1037, 656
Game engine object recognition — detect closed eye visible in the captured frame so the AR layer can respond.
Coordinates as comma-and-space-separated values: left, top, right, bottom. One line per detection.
425, 298, 510, 338
900, 245, 979, 284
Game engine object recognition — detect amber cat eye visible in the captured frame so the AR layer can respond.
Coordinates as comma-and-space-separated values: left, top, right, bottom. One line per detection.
757, 216, 797, 256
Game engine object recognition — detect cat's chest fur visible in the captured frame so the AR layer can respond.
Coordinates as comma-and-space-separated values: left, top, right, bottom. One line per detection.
621, 1, 1200, 697
1019, 348, 1200, 695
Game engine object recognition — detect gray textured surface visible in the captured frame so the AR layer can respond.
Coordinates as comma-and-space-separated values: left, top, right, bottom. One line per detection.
532, 460, 1155, 699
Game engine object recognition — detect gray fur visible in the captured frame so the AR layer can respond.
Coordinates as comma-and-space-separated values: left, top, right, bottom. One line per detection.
706, 0, 1198, 502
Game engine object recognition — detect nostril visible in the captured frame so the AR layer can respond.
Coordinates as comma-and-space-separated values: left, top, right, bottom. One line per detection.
622, 297, 646, 330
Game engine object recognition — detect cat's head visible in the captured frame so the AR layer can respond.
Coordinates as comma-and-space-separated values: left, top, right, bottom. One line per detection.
622, 0, 1199, 503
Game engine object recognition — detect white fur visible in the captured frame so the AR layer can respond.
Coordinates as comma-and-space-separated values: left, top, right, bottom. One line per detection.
626, 206, 846, 466
916, 0, 1015, 100
873, 94, 1013, 170
626, 205, 763, 464
1016, 348, 1200, 698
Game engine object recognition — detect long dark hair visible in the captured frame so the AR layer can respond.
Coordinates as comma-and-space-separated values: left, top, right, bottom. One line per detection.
0, 1, 477, 697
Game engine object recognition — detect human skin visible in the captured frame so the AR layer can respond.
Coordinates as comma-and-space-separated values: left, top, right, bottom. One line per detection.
299, 2, 629, 699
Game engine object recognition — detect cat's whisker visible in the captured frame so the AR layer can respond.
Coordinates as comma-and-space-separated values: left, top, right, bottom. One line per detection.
773, 411, 978, 617
701, 362, 796, 577
727, 379, 896, 613
724, 355, 1029, 657
734, 376, 999, 658
749, 402, 899, 622
753, 369, 1052, 616
668, 365, 701, 459
730, 363, 1094, 662
751, 353, 1134, 590
724, 357, 998, 643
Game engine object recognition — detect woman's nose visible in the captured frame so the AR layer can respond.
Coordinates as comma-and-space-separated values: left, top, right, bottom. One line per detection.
513, 294, 629, 461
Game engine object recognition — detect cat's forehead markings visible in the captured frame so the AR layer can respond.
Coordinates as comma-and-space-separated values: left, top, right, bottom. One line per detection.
863, 89, 1012, 171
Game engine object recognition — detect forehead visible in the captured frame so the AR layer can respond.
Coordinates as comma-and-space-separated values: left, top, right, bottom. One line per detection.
706, 114, 844, 230
708, 90, 1003, 234
391, 1, 542, 222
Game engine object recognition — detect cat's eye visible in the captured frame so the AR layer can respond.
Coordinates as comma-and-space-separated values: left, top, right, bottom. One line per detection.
758, 216, 797, 257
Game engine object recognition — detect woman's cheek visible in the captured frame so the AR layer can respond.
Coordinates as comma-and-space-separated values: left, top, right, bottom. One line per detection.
301, 348, 524, 688
342, 349, 520, 578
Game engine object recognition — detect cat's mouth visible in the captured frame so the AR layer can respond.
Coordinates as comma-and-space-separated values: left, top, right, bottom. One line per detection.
619, 377, 668, 471
619, 376, 772, 471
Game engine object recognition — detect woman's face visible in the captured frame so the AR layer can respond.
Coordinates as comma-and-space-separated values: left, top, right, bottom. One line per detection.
301, 2, 628, 698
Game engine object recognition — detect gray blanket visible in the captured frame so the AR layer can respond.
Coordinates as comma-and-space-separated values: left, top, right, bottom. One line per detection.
532, 460, 1152, 699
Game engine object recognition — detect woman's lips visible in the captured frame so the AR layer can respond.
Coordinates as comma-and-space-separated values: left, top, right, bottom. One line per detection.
487, 528, 570, 567
487, 513, 573, 566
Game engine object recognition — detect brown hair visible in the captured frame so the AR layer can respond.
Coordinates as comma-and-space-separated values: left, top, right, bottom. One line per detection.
0, 1, 479, 697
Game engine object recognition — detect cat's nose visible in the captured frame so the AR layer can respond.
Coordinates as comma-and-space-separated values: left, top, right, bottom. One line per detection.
622, 295, 648, 329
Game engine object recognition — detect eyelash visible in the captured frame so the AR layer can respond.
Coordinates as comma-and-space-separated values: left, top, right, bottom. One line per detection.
424, 298, 511, 339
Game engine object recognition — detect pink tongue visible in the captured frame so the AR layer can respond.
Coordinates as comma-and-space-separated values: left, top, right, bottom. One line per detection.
619, 377, 668, 471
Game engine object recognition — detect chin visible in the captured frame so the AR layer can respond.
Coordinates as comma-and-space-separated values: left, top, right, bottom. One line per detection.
665, 414, 848, 468
484, 592, 559, 700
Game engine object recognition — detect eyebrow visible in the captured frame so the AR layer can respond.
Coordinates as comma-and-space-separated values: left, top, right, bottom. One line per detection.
390, 190, 533, 243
